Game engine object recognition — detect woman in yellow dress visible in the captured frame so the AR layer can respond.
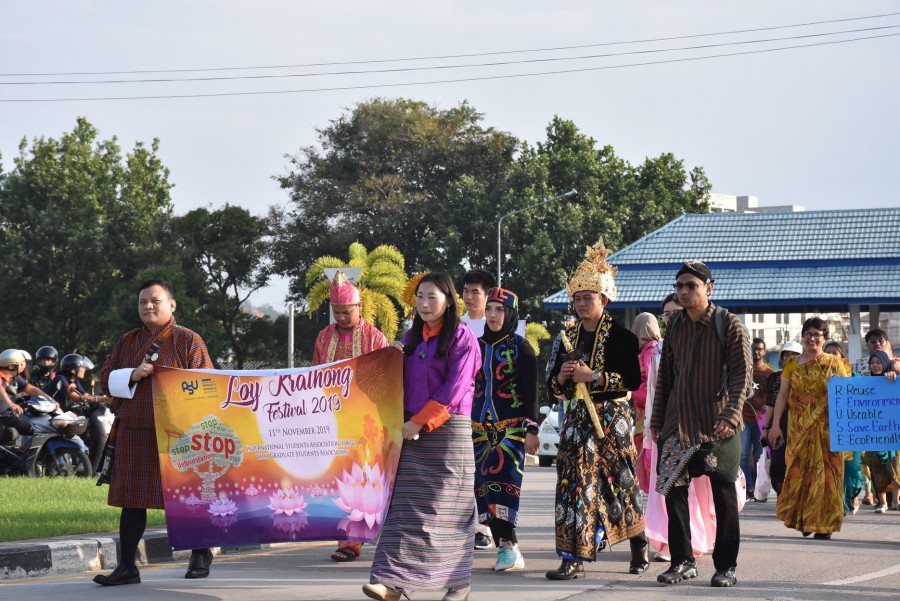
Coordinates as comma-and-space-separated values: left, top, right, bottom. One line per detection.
767, 317, 850, 539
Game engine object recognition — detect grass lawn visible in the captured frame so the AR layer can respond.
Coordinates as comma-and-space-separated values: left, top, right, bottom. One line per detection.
0, 478, 165, 543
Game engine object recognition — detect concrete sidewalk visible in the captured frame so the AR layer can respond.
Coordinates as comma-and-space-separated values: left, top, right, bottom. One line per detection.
0, 526, 300, 581
1, 457, 542, 581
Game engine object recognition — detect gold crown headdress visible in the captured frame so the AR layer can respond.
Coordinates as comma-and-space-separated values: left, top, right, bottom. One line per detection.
565, 238, 618, 302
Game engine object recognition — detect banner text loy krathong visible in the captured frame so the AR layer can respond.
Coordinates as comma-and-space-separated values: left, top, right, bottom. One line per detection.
218, 367, 354, 419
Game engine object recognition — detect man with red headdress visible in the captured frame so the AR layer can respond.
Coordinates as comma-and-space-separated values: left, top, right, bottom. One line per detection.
312, 271, 389, 561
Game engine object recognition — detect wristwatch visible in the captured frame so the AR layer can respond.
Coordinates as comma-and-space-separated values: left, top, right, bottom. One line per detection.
592, 369, 601, 384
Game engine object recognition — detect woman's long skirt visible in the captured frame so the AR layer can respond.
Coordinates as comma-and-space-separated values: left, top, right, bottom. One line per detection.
369, 414, 475, 595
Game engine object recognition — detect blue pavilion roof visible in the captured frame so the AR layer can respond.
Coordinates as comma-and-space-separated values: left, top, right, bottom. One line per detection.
543, 208, 900, 311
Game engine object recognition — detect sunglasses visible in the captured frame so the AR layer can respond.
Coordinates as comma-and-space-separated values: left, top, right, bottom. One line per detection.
673, 282, 703, 291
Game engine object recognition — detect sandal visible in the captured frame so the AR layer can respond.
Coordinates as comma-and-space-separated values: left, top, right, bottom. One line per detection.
330, 548, 360, 562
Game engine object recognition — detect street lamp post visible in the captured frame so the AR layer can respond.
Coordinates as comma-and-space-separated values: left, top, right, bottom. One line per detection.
496, 189, 576, 287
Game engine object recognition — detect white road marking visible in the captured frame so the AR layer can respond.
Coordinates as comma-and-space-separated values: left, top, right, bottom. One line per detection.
823, 563, 900, 585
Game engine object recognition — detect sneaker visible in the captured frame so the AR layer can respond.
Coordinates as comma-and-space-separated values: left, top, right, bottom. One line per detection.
711, 567, 737, 587
874, 505, 887, 514
493, 544, 524, 571
474, 532, 494, 549
657, 561, 698, 585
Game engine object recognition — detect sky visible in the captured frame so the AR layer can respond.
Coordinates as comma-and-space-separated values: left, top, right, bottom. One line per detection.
2, 2, 898, 309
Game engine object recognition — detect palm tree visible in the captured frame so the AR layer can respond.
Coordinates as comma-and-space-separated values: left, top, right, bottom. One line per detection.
305, 242, 407, 340
525, 322, 551, 358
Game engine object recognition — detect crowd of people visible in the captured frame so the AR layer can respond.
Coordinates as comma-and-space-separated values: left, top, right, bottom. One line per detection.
8, 242, 892, 599
0, 345, 111, 452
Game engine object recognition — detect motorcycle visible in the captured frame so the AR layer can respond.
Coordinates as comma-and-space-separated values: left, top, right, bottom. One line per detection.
0, 399, 93, 477
74, 400, 114, 473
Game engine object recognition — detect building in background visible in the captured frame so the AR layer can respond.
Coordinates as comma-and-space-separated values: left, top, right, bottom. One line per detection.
544, 208, 900, 364
707, 193, 805, 213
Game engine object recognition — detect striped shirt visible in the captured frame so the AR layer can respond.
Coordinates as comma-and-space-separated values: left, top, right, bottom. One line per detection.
650, 302, 752, 446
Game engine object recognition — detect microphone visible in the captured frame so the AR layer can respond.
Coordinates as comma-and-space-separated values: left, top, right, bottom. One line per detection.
143, 342, 160, 364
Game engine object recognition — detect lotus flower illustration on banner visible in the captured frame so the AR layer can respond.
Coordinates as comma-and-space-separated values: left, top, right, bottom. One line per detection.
334, 461, 385, 531
208, 497, 238, 517
268, 486, 309, 516
211, 514, 238, 532
272, 513, 310, 540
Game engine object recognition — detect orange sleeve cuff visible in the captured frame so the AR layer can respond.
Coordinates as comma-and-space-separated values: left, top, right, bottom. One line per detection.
410, 400, 451, 432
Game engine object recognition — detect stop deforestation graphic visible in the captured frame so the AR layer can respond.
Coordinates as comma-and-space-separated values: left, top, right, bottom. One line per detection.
169, 415, 244, 507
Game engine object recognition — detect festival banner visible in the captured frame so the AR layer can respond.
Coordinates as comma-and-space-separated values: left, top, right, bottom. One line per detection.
828, 376, 900, 451
151, 346, 403, 550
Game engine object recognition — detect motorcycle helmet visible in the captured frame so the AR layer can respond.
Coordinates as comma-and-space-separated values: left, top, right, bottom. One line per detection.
0, 349, 27, 369
34, 346, 58, 373
59, 354, 88, 376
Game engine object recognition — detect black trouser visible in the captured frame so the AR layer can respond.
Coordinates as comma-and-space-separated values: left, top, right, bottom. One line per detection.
768, 411, 789, 495
666, 477, 740, 571
488, 518, 517, 545
120, 508, 208, 568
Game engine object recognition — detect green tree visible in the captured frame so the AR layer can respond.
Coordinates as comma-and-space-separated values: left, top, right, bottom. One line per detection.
500, 117, 710, 323
305, 242, 407, 341
170, 205, 274, 369
271, 97, 518, 296
0, 118, 173, 355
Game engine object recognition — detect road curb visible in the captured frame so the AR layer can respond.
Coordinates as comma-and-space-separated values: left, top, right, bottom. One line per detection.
2, 527, 188, 581
0, 527, 317, 581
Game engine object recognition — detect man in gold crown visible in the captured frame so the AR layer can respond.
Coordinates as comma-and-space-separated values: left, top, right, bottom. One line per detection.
312, 270, 389, 562
544, 239, 647, 580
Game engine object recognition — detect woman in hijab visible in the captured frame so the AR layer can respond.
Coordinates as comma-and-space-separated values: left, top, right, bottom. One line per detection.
862, 350, 900, 513
471, 287, 539, 572
630, 312, 661, 474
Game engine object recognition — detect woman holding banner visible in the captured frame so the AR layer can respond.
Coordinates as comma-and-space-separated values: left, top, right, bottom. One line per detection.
364, 272, 480, 601
767, 317, 850, 539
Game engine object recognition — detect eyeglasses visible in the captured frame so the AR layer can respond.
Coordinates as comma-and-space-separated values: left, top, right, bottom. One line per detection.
802, 332, 824, 340
673, 282, 701, 291
868, 337, 887, 344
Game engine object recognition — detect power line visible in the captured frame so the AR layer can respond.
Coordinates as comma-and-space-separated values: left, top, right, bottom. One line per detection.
2, 24, 898, 86
1, 31, 896, 103
1, 11, 899, 78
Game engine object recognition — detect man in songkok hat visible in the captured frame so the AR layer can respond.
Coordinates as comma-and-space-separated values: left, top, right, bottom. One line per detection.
312, 270, 389, 562
544, 239, 647, 581
650, 260, 752, 588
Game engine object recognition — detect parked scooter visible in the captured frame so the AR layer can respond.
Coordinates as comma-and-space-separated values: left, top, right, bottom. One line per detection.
0, 399, 93, 477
